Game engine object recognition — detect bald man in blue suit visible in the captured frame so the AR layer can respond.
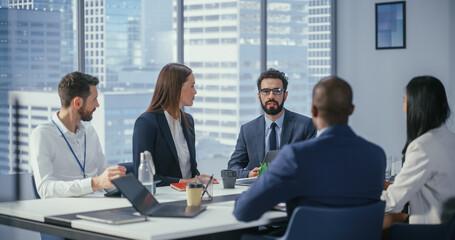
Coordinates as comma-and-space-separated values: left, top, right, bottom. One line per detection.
233, 76, 386, 222
228, 69, 316, 179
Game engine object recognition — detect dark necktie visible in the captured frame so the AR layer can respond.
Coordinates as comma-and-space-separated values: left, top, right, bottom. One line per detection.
269, 122, 277, 151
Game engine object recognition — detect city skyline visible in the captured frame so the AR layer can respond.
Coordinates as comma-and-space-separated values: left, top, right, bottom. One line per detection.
0, 0, 332, 175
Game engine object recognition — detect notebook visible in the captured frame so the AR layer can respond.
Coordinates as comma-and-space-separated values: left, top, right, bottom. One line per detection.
112, 174, 206, 218
235, 150, 281, 186
170, 182, 187, 192
76, 208, 147, 225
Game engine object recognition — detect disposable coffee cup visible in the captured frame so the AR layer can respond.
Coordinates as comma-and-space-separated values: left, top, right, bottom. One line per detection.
186, 182, 203, 206
221, 169, 237, 188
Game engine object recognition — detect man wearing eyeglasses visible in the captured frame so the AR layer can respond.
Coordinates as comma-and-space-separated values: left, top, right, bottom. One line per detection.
228, 68, 316, 178
233, 76, 385, 224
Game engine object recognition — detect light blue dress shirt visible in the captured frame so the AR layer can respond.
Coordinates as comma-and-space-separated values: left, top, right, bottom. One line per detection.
264, 111, 285, 154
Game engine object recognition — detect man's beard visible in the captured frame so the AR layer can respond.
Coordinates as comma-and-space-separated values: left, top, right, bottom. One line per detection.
78, 105, 94, 121
261, 99, 284, 115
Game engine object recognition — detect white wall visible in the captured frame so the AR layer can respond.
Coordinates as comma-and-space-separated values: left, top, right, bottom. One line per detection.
337, 0, 455, 158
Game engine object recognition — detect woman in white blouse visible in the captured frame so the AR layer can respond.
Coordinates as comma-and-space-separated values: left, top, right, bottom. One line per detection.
382, 76, 455, 226
132, 63, 211, 186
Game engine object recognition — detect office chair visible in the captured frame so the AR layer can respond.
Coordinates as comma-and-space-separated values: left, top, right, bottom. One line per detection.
32, 176, 65, 240
31, 175, 41, 199
242, 201, 385, 240
389, 214, 455, 240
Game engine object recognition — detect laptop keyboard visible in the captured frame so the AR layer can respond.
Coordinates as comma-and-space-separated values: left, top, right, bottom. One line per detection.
148, 204, 185, 216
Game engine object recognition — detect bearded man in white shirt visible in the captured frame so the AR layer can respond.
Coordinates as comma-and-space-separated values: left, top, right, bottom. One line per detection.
30, 72, 126, 199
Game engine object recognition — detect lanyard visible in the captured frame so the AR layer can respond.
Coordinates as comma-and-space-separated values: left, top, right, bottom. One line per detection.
52, 119, 87, 178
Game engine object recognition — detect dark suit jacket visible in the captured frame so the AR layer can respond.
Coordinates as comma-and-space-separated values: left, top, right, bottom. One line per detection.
228, 109, 316, 178
132, 111, 199, 186
233, 125, 386, 222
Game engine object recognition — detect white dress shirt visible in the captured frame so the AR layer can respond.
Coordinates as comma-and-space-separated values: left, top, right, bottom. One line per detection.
29, 111, 107, 199
381, 125, 455, 224
316, 126, 328, 137
164, 111, 191, 179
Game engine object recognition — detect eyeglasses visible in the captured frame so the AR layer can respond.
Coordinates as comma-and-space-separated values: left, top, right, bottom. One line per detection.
259, 88, 284, 96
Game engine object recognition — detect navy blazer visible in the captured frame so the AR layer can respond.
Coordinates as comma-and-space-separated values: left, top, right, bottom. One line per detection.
228, 109, 316, 178
233, 125, 386, 222
132, 111, 199, 186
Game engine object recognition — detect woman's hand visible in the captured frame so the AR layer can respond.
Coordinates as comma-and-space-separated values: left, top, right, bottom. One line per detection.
179, 174, 219, 184
384, 181, 393, 190
383, 212, 409, 230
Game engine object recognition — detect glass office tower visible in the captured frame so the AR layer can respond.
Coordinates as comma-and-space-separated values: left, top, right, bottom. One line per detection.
0, 8, 63, 173
8, 0, 76, 77
183, 0, 332, 172
0, 0, 332, 175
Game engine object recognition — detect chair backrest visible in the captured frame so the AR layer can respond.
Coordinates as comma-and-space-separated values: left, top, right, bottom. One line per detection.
390, 214, 455, 240
282, 201, 385, 240
0, 173, 37, 202
31, 175, 41, 199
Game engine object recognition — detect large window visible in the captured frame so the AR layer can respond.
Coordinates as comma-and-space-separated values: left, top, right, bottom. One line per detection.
84, 0, 175, 166
1, 0, 334, 177
0, 0, 76, 173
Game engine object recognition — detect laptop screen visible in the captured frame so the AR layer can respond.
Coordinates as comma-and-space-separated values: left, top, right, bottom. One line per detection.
263, 149, 280, 164
112, 174, 159, 213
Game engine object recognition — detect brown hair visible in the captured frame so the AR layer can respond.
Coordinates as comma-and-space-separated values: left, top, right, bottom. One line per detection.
146, 63, 193, 126
58, 72, 99, 108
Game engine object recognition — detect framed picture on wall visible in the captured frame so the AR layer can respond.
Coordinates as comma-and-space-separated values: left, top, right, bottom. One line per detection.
376, 1, 406, 49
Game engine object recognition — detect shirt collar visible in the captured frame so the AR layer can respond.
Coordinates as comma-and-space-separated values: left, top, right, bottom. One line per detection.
264, 110, 285, 129
52, 111, 85, 134
316, 126, 328, 137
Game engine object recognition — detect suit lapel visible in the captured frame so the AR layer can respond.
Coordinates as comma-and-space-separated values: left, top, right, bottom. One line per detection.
256, 116, 266, 164
181, 115, 196, 173
157, 113, 179, 166
281, 109, 294, 147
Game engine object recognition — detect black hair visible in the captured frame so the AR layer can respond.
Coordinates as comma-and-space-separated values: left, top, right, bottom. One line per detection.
58, 72, 99, 108
312, 76, 353, 125
402, 76, 450, 160
256, 68, 288, 91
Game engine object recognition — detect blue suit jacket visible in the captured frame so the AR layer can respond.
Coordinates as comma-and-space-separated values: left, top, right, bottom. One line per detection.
228, 109, 316, 178
233, 125, 386, 222
132, 111, 199, 186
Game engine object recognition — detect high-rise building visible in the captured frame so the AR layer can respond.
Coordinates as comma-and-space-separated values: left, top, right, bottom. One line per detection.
84, 0, 143, 89
92, 91, 152, 166
0, 8, 63, 173
308, 0, 332, 88
183, 0, 331, 163
0, 8, 62, 91
8, 0, 76, 77
0, 1, 164, 173
4, 91, 60, 173
140, 0, 174, 69
183, 0, 244, 149
1, 0, 332, 175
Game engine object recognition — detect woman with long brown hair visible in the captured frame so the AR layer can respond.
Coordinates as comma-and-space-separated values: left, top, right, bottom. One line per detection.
132, 63, 209, 186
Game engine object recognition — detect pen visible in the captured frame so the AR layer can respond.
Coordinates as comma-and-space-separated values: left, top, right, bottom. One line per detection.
202, 174, 214, 198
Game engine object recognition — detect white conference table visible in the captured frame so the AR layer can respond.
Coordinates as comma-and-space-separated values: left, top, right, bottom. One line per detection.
0, 182, 287, 240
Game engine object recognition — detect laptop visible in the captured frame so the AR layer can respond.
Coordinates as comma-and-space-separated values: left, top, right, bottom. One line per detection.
76, 208, 147, 225
112, 174, 206, 218
236, 150, 281, 186
262, 149, 281, 164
